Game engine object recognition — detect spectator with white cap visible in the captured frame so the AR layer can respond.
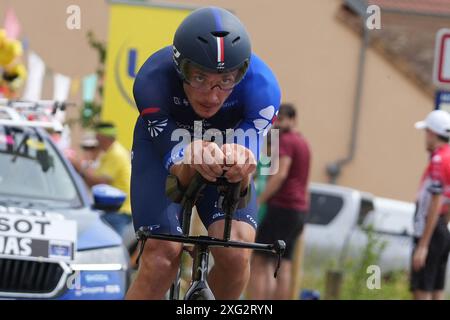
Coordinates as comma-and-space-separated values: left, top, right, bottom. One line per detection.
411, 109, 450, 300
79, 131, 101, 171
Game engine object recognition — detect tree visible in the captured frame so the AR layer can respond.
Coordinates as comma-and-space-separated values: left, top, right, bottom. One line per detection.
81, 31, 106, 128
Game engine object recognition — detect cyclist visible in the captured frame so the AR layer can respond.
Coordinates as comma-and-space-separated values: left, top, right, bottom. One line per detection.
126, 6, 280, 300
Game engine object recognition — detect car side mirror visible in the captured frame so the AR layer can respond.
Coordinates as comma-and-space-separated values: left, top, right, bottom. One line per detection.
92, 184, 126, 212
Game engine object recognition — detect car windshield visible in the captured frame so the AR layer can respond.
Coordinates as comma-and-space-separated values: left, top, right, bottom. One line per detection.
0, 126, 81, 208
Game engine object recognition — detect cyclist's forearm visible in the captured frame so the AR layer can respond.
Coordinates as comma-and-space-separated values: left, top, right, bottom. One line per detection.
170, 163, 197, 188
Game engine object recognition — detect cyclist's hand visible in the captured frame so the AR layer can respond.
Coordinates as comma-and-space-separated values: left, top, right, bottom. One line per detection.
183, 140, 225, 182
221, 143, 256, 183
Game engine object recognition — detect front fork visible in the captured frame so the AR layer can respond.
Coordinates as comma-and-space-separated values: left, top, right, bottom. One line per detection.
184, 244, 213, 299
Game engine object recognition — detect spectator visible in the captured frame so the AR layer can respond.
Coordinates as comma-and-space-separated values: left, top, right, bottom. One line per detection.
411, 110, 450, 300
247, 103, 311, 300
69, 122, 132, 236
79, 131, 101, 171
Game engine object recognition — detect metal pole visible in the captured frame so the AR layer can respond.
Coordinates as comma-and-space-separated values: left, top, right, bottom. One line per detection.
326, 5, 370, 184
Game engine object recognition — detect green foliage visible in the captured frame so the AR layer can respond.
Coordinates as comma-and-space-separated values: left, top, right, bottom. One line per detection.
86, 31, 106, 98
81, 31, 107, 128
343, 224, 387, 299
302, 226, 413, 300
81, 101, 102, 129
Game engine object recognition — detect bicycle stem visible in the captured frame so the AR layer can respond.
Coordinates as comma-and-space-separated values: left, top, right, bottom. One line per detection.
191, 244, 209, 282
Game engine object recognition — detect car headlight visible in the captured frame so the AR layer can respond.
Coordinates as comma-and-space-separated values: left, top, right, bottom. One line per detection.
70, 246, 129, 271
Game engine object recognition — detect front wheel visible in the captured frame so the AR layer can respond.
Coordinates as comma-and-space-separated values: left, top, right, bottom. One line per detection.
187, 288, 215, 300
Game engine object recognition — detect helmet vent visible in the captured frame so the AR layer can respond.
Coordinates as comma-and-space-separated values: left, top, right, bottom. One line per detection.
197, 36, 208, 44
232, 36, 241, 45
211, 31, 229, 37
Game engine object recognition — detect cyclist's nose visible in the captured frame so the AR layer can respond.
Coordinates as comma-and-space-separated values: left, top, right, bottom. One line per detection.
205, 87, 221, 104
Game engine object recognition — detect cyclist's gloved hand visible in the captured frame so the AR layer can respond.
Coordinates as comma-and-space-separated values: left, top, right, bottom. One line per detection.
221, 143, 256, 183
183, 140, 225, 182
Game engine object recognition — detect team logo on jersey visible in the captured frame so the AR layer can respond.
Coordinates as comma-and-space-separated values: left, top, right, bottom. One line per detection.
173, 97, 189, 106
246, 215, 258, 229
253, 105, 278, 134
147, 119, 168, 137
141, 107, 160, 116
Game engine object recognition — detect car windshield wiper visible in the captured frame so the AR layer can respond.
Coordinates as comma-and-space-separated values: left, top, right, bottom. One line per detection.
0, 197, 52, 210
0, 198, 33, 208
1, 194, 79, 210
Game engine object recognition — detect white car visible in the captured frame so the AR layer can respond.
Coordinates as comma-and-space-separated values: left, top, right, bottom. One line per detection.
304, 183, 450, 293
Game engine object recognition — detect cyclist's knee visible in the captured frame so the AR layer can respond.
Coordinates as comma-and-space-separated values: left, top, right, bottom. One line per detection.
208, 221, 254, 273
139, 239, 183, 273
212, 248, 251, 273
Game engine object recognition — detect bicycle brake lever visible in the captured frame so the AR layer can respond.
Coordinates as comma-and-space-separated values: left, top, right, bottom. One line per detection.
274, 252, 282, 278
273, 240, 286, 278
135, 226, 152, 266
136, 237, 147, 267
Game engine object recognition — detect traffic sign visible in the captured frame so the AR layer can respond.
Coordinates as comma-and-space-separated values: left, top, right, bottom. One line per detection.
435, 90, 450, 113
433, 28, 450, 88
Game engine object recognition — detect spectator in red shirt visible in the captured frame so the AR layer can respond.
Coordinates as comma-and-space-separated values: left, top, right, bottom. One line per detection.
247, 103, 311, 300
412, 110, 450, 300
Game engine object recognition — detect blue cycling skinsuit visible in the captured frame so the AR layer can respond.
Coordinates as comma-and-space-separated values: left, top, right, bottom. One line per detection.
131, 45, 280, 235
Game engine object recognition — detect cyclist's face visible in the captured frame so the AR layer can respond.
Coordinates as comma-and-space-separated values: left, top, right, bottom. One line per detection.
183, 66, 238, 119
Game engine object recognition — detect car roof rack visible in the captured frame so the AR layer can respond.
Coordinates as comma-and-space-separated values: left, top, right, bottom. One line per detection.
0, 99, 75, 132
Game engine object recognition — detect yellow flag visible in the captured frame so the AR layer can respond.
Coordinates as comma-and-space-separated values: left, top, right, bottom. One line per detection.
70, 78, 80, 96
